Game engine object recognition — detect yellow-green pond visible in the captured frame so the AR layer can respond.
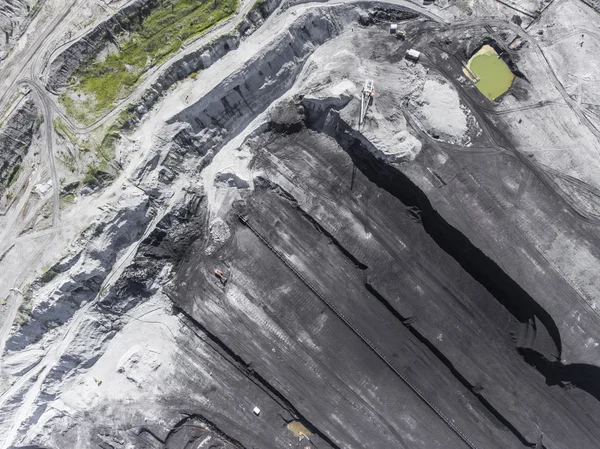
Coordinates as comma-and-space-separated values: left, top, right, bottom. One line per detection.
464, 45, 515, 101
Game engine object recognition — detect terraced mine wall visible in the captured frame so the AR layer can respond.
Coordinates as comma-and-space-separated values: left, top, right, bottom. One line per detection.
309, 105, 562, 360
298, 101, 600, 447
46, 0, 282, 108
6, 199, 152, 352
129, 0, 283, 123
163, 5, 352, 167
45, 0, 158, 93
131, 2, 419, 127
0, 98, 39, 191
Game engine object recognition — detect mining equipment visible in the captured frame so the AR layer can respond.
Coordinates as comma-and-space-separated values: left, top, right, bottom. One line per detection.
389, 24, 406, 39
215, 268, 228, 285
405, 49, 421, 61
359, 79, 375, 129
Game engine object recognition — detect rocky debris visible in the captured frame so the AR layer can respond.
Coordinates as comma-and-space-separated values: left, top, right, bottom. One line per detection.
99, 188, 206, 314
5, 1, 600, 449
357, 6, 420, 26
5, 197, 151, 353
0, 0, 39, 60
0, 98, 39, 193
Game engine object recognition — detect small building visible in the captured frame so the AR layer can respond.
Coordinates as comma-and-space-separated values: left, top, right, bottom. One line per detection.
253, 407, 261, 416
390, 24, 398, 35
406, 49, 421, 61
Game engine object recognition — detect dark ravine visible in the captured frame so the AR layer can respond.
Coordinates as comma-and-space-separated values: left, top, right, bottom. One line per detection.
138, 427, 166, 444
365, 282, 541, 448
303, 102, 600, 413
306, 105, 562, 359
518, 348, 600, 402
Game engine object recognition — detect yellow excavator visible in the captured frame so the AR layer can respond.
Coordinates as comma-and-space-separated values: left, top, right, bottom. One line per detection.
214, 269, 228, 285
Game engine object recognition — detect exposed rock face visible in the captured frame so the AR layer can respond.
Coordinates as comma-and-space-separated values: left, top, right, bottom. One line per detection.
45, 0, 158, 93
129, 0, 283, 125
0, 98, 39, 192
5, 1, 600, 449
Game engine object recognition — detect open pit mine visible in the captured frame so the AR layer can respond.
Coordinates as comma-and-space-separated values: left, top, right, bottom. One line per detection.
2, 0, 600, 448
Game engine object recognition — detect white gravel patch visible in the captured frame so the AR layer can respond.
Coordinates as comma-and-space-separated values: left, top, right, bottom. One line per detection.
419, 79, 467, 138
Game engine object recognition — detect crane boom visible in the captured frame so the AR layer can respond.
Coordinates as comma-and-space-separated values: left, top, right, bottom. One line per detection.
359, 79, 375, 130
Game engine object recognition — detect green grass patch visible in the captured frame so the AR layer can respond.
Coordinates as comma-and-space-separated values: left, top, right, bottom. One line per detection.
66, 0, 237, 123
60, 193, 75, 208
83, 164, 104, 187
40, 269, 58, 283
6, 164, 22, 187
53, 117, 79, 145
97, 108, 135, 166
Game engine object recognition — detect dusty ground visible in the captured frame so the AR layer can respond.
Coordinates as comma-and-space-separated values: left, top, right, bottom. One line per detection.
2, 0, 600, 448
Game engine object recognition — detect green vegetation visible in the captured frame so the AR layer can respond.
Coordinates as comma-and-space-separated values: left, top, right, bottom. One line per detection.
17, 294, 33, 325
40, 269, 58, 283
463, 45, 514, 101
81, 17, 97, 29
65, 0, 237, 123
83, 164, 104, 187
96, 108, 135, 168
59, 152, 77, 172
53, 117, 78, 145
6, 164, 22, 187
60, 193, 75, 208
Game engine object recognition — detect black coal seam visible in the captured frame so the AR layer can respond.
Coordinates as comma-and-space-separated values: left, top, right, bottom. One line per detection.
322, 113, 600, 403
165, 413, 247, 449
307, 107, 563, 359
138, 427, 165, 444
365, 283, 539, 448
171, 303, 341, 449
254, 175, 367, 269
518, 348, 600, 403
294, 205, 368, 270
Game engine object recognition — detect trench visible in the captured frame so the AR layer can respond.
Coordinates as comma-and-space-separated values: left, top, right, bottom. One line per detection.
172, 303, 341, 449
304, 104, 600, 407
307, 106, 562, 357
518, 349, 600, 402
365, 282, 540, 448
